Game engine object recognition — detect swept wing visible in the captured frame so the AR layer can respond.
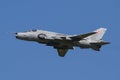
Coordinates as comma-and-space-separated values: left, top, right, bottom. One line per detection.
70, 32, 96, 41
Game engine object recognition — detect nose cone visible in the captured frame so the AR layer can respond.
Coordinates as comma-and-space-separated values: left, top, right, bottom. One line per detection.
15, 33, 27, 40
15, 33, 19, 38
15, 33, 21, 39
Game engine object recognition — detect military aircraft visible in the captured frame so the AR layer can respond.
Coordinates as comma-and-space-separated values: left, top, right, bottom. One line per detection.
15, 28, 110, 57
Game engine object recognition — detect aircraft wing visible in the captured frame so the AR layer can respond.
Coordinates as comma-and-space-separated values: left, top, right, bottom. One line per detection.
70, 32, 96, 41
57, 49, 68, 57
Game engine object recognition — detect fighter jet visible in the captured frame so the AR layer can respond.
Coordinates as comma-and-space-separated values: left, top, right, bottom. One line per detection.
15, 28, 110, 57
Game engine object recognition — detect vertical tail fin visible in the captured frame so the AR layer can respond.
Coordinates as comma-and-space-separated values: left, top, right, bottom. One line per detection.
87, 28, 107, 41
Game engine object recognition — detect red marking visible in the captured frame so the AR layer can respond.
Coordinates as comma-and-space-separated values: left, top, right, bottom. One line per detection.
96, 30, 101, 33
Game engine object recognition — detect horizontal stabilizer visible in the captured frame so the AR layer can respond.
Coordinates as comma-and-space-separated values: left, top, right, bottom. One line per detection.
91, 45, 101, 51
91, 41, 110, 45
91, 41, 110, 51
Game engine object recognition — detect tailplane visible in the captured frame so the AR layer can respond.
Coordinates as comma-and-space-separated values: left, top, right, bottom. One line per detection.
90, 42, 110, 51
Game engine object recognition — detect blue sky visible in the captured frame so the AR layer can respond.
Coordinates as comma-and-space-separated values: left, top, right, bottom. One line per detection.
0, 0, 120, 80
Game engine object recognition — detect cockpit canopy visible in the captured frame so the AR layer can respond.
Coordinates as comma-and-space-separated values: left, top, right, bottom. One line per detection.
28, 29, 37, 32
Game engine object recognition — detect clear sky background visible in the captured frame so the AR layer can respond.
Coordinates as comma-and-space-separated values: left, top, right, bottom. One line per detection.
0, 0, 120, 80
